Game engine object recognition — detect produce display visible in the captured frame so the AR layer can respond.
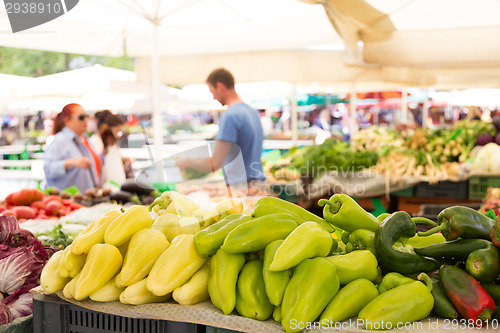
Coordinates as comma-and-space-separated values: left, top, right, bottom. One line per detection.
0, 215, 57, 325
0, 188, 84, 222
37, 190, 500, 332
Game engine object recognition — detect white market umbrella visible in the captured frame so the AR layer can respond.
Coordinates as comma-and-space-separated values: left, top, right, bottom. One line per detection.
0, 0, 342, 160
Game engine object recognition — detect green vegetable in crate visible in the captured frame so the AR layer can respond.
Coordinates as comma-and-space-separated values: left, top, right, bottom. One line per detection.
281, 257, 340, 333
318, 194, 380, 233
221, 213, 297, 253
439, 265, 495, 322
418, 206, 495, 241
208, 249, 246, 315
269, 222, 333, 271
252, 196, 334, 232
262, 240, 292, 306
319, 278, 378, 326
358, 273, 434, 330
325, 250, 379, 285
193, 214, 253, 257
235, 260, 274, 321
375, 211, 440, 274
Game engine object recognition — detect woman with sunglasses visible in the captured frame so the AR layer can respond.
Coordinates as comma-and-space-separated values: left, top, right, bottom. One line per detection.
43, 103, 102, 193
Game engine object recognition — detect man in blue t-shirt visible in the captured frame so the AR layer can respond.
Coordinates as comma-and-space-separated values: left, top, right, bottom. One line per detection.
176, 68, 266, 184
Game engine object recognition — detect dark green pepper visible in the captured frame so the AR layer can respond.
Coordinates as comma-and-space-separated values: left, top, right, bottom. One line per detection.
281, 257, 340, 333
377, 272, 415, 293
194, 214, 253, 257
375, 211, 440, 274
262, 240, 292, 306
318, 194, 380, 233
358, 273, 434, 330
346, 229, 376, 255
481, 283, 500, 321
429, 272, 459, 319
466, 244, 500, 283
221, 213, 297, 253
414, 238, 494, 262
270, 222, 333, 272
418, 206, 495, 240
208, 249, 246, 315
326, 250, 379, 285
252, 196, 334, 232
235, 260, 273, 321
319, 278, 378, 326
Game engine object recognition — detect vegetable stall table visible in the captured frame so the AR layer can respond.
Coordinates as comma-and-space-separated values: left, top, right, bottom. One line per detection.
32, 293, 499, 333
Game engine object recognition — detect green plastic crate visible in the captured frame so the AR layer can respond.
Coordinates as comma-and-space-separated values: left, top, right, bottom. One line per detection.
468, 176, 500, 200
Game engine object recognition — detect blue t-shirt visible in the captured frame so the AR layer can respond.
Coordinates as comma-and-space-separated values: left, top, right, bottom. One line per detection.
215, 103, 265, 183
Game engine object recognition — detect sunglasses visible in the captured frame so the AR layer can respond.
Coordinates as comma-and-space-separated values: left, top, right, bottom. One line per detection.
76, 114, 89, 121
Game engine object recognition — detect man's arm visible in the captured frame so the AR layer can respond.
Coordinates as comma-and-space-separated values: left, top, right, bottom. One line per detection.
175, 140, 232, 173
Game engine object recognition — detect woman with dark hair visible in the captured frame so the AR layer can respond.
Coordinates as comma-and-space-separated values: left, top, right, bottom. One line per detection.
89, 110, 128, 188
43, 103, 101, 192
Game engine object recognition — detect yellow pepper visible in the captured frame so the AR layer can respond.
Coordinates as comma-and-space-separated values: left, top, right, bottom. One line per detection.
120, 278, 171, 305
62, 272, 81, 299
191, 209, 219, 229
147, 234, 207, 296
172, 262, 210, 305
214, 198, 243, 221
164, 191, 199, 217
71, 210, 121, 255
153, 214, 200, 242
89, 275, 125, 302
104, 205, 153, 246
58, 244, 86, 278
40, 250, 71, 294
115, 228, 169, 288
74, 243, 123, 301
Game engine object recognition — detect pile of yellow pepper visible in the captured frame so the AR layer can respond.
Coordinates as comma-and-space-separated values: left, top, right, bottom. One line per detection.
40, 191, 243, 306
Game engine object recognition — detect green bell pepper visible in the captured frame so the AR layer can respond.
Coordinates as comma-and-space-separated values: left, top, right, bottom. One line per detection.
358, 273, 434, 330
375, 211, 440, 274
377, 272, 415, 294
319, 278, 379, 326
346, 229, 376, 255
270, 222, 333, 272
221, 213, 297, 253
194, 214, 253, 257
281, 257, 340, 333
252, 196, 334, 232
318, 194, 380, 233
235, 260, 274, 321
262, 240, 292, 306
208, 249, 246, 315
418, 206, 495, 241
325, 250, 379, 285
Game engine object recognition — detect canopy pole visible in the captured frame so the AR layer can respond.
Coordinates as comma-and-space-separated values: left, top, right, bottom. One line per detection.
401, 87, 408, 124
422, 90, 430, 128
151, 22, 164, 181
349, 85, 358, 137
291, 84, 298, 146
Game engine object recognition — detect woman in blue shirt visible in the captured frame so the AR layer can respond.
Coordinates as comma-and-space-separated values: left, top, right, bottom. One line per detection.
43, 103, 102, 193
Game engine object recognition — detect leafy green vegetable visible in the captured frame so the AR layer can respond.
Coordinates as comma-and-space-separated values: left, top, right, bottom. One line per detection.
36, 225, 75, 250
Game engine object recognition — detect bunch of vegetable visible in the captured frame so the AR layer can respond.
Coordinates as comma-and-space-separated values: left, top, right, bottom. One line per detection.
285, 139, 379, 178
1, 188, 85, 222
0, 215, 57, 325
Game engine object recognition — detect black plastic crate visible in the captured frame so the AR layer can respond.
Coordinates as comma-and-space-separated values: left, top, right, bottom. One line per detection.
33, 294, 205, 333
413, 181, 468, 199
417, 202, 482, 221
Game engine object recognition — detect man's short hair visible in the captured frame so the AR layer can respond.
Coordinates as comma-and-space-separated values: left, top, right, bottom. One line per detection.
206, 68, 235, 89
